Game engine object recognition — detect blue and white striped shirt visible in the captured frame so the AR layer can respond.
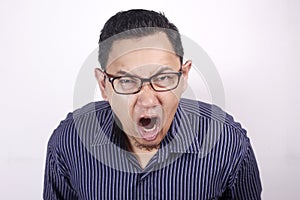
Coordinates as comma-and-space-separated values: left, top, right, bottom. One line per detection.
43, 98, 262, 199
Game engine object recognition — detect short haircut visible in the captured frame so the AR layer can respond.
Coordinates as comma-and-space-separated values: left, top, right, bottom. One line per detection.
98, 9, 184, 70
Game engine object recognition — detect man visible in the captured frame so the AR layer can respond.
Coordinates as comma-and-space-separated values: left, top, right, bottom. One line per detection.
44, 9, 262, 199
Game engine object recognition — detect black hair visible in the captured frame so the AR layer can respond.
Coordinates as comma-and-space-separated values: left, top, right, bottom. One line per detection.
98, 9, 184, 69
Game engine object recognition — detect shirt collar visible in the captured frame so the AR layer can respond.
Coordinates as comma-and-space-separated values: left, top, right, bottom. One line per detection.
160, 102, 200, 154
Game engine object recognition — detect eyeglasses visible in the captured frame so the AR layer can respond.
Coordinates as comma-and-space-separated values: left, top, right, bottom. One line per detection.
103, 68, 182, 95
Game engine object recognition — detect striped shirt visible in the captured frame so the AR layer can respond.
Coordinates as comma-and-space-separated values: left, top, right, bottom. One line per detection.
43, 98, 262, 199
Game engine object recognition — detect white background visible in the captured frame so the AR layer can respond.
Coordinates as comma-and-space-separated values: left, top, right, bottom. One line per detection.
1, 0, 299, 199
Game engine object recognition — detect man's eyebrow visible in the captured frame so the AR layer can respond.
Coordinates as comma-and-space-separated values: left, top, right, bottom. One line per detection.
115, 66, 178, 76
114, 70, 132, 76
154, 66, 176, 74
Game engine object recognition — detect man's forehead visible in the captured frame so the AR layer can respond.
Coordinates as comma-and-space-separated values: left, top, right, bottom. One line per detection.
106, 32, 175, 67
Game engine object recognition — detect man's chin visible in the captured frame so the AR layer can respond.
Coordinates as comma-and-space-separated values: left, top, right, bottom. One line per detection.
130, 136, 161, 151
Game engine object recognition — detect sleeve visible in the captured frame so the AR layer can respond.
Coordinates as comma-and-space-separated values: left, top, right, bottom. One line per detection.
229, 141, 262, 200
43, 139, 78, 200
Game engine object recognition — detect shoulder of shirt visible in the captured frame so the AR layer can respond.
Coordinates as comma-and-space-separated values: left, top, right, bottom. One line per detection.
47, 101, 111, 147
71, 100, 111, 119
180, 98, 247, 135
58, 100, 111, 122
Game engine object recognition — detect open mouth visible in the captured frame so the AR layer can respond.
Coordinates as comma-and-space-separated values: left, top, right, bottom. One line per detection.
137, 117, 160, 141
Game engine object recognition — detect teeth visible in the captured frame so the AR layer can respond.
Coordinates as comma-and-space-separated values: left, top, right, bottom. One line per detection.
142, 123, 157, 132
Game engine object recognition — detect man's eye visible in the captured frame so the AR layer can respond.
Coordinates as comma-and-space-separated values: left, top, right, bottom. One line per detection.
154, 74, 174, 82
119, 78, 136, 84
117, 77, 139, 90
157, 76, 169, 81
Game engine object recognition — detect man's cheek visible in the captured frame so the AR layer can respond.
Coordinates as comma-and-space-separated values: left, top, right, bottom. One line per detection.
111, 94, 128, 107
111, 95, 133, 118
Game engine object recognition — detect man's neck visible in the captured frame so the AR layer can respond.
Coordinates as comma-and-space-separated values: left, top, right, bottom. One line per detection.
127, 138, 160, 169
131, 147, 158, 169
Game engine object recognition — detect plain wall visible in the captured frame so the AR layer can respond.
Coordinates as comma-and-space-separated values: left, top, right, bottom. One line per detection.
0, 0, 299, 199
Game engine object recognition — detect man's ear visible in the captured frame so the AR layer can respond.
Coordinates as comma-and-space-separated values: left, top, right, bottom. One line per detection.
95, 68, 108, 100
181, 60, 192, 91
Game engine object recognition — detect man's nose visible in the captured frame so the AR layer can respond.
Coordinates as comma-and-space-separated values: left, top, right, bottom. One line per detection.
136, 83, 159, 108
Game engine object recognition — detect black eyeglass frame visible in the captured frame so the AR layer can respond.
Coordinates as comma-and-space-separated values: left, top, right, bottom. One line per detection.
103, 67, 183, 95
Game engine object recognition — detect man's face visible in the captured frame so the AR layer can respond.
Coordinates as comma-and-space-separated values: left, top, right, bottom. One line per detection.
96, 32, 191, 150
